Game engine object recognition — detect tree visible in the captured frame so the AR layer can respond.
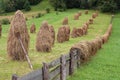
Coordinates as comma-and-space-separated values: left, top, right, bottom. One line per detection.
24, 0, 31, 11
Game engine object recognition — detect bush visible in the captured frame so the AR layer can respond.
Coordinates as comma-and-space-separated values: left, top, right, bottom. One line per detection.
46, 8, 50, 13
24, 0, 31, 11
28, 0, 42, 5
99, 0, 118, 13
0, 18, 10, 25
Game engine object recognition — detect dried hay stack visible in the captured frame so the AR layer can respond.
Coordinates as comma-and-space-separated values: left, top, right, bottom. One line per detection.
48, 25, 55, 46
78, 11, 82, 16
92, 13, 97, 19
65, 25, 70, 41
71, 28, 78, 38
74, 13, 79, 20
30, 23, 36, 33
62, 17, 68, 25
70, 41, 90, 63
7, 10, 30, 60
36, 21, 52, 52
89, 18, 94, 24
85, 10, 88, 14
57, 25, 70, 43
0, 24, 2, 37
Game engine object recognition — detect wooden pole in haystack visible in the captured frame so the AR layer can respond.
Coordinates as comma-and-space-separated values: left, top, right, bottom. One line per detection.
15, 32, 33, 69
7, 10, 32, 69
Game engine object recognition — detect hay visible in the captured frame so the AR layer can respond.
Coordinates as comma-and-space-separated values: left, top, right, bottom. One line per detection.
0, 24, 2, 37
36, 21, 52, 52
71, 27, 78, 38
78, 11, 82, 16
57, 25, 70, 43
65, 25, 70, 41
48, 25, 55, 46
89, 18, 93, 24
30, 23, 36, 33
70, 41, 90, 63
85, 10, 88, 14
7, 10, 30, 61
92, 13, 97, 19
74, 13, 79, 20
62, 17, 68, 25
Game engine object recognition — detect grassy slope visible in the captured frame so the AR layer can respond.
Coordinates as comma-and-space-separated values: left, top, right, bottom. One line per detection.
67, 14, 120, 80
0, 9, 111, 80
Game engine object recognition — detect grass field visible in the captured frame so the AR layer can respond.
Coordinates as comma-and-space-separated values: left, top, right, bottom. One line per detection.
67, 14, 120, 80
0, 9, 111, 80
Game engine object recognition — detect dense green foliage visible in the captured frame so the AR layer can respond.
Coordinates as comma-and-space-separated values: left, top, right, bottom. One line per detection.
50, 0, 120, 13
0, 0, 41, 12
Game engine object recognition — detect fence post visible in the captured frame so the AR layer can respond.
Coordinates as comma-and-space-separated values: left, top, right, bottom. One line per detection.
69, 51, 74, 75
12, 74, 18, 80
60, 55, 66, 80
42, 62, 49, 80
77, 50, 81, 68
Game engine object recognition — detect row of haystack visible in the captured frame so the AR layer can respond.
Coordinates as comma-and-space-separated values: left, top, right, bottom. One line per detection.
71, 22, 89, 38
70, 24, 112, 63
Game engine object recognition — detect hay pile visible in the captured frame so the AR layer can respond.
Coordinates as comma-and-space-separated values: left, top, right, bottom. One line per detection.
57, 25, 70, 43
30, 23, 36, 33
71, 23, 89, 38
78, 11, 82, 16
70, 24, 112, 63
92, 13, 97, 19
7, 10, 30, 61
74, 13, 79, 20
102, 24, 112, 44
0, 24, 2, 37
62, 17, 68, 25
85, 10, 88, 14
89, 18, 93, 24
36, 21, 53, 52
48, 25, 55, 46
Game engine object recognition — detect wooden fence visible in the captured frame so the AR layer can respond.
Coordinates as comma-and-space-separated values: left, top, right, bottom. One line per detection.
12, 49, 81, 80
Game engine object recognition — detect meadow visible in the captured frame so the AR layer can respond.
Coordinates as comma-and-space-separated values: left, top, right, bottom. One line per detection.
0, 9, 111, 80
67, 14, 120, 80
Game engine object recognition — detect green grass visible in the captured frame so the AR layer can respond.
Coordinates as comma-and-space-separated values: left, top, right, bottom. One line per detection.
0, 9, 111, 80
67, 14, 120, 80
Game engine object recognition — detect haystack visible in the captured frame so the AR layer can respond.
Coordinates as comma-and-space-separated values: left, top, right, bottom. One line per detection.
71, 28, 78, 38
77, 28, 83, 37
48, 25, 55, 46
62, 17, 68, 25
85, 10, 88, 14
70, 41, 90, 63
92, 13, 97, 19
7, 10, 30, 60
74, 13, 79, 20
78, 11, 82, 16
65, 25, 70, 41
30, 23, 36, 33
89, 18, 93, 24
0, 24, 2, 37
36, 21, 52, 52
57, 25, 70, 43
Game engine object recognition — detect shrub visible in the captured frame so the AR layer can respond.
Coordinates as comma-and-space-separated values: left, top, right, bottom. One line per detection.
1, 18, 10, 25
46, 8, 50, 13
99, 0, 118, 13
28, 0, 42, 5
24, 0, 31, 11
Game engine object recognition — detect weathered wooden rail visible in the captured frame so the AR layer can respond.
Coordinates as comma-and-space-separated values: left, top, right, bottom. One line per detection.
12, 50, 80, 80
